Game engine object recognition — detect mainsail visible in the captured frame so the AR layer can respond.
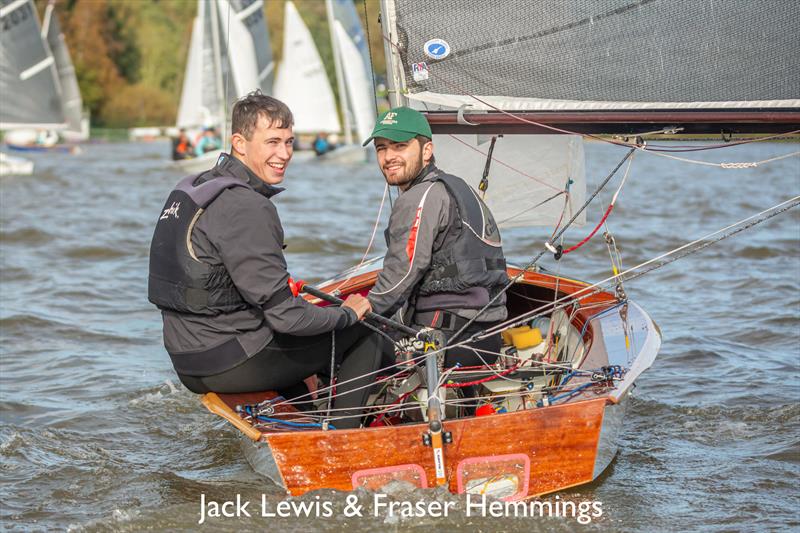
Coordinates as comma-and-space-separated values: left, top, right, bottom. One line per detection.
42, 1, 86, 140
274, 1, 340, 134
0, 0, 65, 130
380, 0, 800, 133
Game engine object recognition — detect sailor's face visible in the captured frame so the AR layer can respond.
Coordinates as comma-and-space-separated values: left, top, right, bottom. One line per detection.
234, 115, 294, 185
375, 137, 432, 191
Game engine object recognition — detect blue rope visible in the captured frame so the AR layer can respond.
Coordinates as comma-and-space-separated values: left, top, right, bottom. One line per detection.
244, 405, 334, 430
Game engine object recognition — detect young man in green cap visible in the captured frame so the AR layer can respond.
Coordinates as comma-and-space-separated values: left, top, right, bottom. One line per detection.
362, 106, 508, 367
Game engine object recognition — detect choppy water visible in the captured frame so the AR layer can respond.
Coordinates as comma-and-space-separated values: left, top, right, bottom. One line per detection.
1, 139, 798, 532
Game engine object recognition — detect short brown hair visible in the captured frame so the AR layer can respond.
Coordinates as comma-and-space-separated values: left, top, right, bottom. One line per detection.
231, 90, 293, 140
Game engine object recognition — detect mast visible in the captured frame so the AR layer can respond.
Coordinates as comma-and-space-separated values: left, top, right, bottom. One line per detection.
326, 0, 353, 144
378, 0, 405, 109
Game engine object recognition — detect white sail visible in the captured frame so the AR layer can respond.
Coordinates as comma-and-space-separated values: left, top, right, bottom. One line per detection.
216, 0, 260, 99
332, 19, 375, 144
433, 134, 585, 229
0, 0, 65, 129
177, 0, 274, 132
274, 1, 340, 134
228, 0, 274, 94
176, 7, 208, 128
42, 1, 87, 140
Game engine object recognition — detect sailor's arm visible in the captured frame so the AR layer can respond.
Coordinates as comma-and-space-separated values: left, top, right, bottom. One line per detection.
367, 182, 450, 317
205, 189, 361, 334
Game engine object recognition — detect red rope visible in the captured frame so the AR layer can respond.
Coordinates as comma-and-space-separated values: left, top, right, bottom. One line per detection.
562, 203, 615, 255
442, 365, 519, 388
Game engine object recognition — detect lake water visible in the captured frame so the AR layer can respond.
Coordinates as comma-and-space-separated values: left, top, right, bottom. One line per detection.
1, 139, 798, 531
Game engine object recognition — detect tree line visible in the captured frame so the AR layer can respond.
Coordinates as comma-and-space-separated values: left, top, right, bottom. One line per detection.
40, 0, 386, 128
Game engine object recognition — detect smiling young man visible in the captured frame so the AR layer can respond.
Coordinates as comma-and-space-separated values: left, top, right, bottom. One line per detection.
148, 91, 381, 428
362, 107, 508, 368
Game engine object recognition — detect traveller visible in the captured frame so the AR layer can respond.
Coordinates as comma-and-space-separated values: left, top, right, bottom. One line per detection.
195, 127, 222, 155
149, 91, 383, 429
362, 107, 508, 368
171, 129, 194, 160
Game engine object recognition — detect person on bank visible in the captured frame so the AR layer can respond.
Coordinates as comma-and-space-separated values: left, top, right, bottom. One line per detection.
362, 107, 508, 367
149, 91, 383, 429
171, 129, 195, 160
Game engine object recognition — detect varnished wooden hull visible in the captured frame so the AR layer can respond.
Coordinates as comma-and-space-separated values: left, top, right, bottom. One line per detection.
205, 263, 659, 498
242, 394, 630, 498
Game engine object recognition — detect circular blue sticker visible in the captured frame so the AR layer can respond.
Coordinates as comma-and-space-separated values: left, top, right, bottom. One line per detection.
423, 39, 450, 60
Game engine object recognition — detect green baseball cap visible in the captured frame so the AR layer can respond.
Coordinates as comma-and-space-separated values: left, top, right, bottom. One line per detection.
362, 106, 433, 146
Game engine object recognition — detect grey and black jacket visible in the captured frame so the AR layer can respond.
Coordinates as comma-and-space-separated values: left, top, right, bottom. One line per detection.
367, 164, 508, 328
148, 154, 356, 377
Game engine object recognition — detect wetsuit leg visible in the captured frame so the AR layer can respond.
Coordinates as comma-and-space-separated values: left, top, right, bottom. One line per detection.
176, 325, 384, 417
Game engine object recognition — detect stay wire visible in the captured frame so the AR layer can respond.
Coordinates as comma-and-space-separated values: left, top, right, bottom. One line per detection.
447, 147, 636, 346
469, 195, 800, 343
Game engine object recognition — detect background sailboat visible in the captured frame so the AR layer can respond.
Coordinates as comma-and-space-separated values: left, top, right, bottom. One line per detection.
273, 0, 377, 163
273, 1, 341, 137
174, 0, 274, 173
42, 0, 88, 142
0, 0, 66, 175
321, 0, 377, 162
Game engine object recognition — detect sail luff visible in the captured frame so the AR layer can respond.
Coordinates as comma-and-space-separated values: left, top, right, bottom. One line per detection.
208, 0, 227, 139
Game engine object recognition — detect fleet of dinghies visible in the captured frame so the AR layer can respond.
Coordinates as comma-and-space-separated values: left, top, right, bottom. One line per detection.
175, 0, 376, 171
198, 0, 800, 500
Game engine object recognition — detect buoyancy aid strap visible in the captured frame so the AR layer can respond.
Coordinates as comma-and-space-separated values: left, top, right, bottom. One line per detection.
260, 285, 294, 311
429, 257, 506, 281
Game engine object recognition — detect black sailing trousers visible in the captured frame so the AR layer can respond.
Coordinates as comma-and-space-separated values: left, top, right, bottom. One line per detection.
177, 324, 385, 429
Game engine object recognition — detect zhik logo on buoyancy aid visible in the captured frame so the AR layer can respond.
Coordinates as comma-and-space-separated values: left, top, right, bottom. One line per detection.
160, 201, 180, 220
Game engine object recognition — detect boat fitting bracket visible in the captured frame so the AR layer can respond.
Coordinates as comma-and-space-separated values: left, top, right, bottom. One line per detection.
457, 104, 480, 126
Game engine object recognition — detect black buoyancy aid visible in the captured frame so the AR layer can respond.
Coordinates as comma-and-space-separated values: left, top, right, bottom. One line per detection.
148, 172, 250, 315
416, 172, 508, 306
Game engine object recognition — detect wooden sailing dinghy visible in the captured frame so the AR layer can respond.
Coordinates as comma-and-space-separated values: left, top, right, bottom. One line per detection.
196, 0, 797, 501
202, 260, 660, 499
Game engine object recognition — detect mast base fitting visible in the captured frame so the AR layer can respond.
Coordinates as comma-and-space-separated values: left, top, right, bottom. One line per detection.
422, 431, 453, 446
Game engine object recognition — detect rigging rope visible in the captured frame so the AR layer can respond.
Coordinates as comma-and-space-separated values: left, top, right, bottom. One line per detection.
469, 195, 800, 343
448, 147, 636, 346
560, 149, 635, 256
